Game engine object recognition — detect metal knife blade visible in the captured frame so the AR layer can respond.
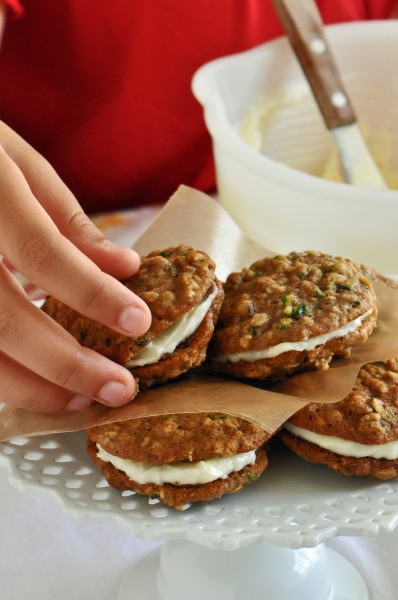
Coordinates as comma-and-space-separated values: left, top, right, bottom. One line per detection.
332, 124, 387, 189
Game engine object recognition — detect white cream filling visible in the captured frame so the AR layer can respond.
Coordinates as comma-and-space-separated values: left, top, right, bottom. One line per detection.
285, 422, 398, 460
214, 309, 372, 364
96, 444, 256, 485
126, 285, 217, 367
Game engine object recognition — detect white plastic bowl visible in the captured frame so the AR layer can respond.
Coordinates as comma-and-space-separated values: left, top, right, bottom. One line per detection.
192, 21, 398, 273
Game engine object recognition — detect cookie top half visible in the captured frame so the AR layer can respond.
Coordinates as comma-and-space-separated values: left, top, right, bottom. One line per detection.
43, 245, 216, 363
211, 251, 377, 358
288, 359, 398, 445
130, 245, 216, 327
87, 412, 268, 463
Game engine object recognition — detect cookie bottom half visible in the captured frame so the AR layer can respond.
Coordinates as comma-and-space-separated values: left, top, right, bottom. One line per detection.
209, 310, 377, 382
280, 430, 398, 480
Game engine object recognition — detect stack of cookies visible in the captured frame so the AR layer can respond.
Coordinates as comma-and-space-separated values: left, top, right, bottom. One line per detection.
43, 246, 396, 508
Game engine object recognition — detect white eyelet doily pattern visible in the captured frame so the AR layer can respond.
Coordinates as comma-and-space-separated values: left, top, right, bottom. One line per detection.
2, 430, 398, 551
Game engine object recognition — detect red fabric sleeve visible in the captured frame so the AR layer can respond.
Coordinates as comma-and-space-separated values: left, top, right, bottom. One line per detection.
364, 0, 398, 18
0, 0, 394, 213
2, 0, 24, 18
318, 0, 397, 22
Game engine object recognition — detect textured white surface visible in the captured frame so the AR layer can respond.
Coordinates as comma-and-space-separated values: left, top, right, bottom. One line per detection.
1, 432, 398, 598
3, 431, 398, 550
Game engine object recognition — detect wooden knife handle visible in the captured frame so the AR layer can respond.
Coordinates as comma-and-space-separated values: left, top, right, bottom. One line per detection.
272, 0, 356, 129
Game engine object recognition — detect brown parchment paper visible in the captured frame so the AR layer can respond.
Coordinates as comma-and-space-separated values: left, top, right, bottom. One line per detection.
1, 185, 397, 442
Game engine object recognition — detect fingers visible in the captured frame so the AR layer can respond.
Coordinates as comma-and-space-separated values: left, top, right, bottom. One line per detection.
0, 121, 141, 281
0, 353, 83, 412
58, 210, 142, 281
0, 353, 116, 413
0, 147, 151, 337
0, 263, 138, 412
0, 122, 151, 413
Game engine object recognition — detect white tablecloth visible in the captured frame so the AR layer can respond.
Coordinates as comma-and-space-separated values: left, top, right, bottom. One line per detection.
1, 204, 397, 599
1, 463, 397, 599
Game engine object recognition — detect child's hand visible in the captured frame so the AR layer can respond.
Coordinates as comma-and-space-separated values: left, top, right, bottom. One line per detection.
0, 121, 151, 412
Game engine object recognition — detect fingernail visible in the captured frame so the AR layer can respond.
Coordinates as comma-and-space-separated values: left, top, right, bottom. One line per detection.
101, 239, 139, 259
66, 395, 93, 411
97, 380, 128, 406
119, 305, 146, 335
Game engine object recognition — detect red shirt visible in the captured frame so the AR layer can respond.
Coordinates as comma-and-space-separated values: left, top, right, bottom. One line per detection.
0, 0, 396, 212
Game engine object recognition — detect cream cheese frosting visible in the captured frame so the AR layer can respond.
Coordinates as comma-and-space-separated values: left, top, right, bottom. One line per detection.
126, 284, 218, 367
214, 309, 372, 364
96, 444, 256, 485
284, 422, 398, 460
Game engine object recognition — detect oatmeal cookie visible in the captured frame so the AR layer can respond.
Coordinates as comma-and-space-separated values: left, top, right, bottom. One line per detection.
43, 245, 224, 388
355, 263, 398, 290
87, 413, 269, 509
209, 251, 377, 381
280, 359, 398, 479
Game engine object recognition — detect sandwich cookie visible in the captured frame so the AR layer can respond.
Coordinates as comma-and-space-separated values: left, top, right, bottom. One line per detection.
43, 245, 224, 388
209, 251, 377, 381
87, 413, 269, 509
280, 359, 398, 479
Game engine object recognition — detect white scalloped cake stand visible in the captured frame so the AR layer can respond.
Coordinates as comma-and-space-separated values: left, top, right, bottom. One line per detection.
2, 430, 398, 599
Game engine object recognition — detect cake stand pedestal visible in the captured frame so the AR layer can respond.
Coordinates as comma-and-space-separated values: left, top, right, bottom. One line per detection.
119, 540, 368, 600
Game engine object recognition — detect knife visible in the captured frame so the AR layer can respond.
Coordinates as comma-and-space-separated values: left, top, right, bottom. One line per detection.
272, 0, 387, 189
